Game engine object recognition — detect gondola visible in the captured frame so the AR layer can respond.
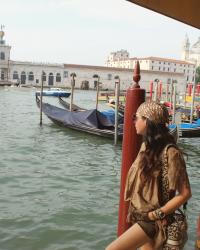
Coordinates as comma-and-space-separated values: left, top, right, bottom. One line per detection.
179, 119, 200, 138
58, 96, 86, 111
57, 96, 178, 141
36, 94, 123, 140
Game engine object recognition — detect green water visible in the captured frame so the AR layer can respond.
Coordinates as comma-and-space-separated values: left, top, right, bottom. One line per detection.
0, 87, 199, 250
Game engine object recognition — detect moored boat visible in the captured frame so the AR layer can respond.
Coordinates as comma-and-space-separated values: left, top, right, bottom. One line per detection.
36, 88, 71, 97
36, 95, 123, 140
179, 119, 200, 138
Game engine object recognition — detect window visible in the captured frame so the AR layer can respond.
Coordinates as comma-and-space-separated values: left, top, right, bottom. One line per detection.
42, 72, 46, 81
107, 74, 112, 80
174, 69, 176, 72
151, 66, 154, 70
163, 67, 165, 71
36, 79, 39, 84
1, 70, 4, 80
28, 72, 34, 81
0, 52, 5, 60
64, 71, 68, 78
56, 73, 61, 82
159, 67, 161, 70
13, 71, 19, 80
168, 68, 170, 71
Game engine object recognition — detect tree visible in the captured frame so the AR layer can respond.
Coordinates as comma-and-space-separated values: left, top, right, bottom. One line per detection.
195, 66, 200, 83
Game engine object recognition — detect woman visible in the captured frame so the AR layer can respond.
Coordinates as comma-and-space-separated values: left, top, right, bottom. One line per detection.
106, 101, 191, 250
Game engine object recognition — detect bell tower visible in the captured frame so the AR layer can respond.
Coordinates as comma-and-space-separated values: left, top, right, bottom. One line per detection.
181, 34, 190, 61
0, 25, 11, 83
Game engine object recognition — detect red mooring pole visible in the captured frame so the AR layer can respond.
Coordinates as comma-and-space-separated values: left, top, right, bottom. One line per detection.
188, 83, 192, 96
117, 61, 145, 236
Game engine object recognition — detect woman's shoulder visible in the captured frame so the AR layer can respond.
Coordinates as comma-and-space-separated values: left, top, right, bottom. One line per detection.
163, 143, 180, 155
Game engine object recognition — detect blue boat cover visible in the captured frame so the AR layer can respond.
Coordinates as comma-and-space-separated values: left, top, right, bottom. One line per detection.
179, 122, 200, 129
41, 102, 115, 129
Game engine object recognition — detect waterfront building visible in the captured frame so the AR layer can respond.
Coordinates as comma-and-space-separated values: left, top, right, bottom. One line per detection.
0, 27, 186, 93
105, 49, 196, 88
181, 34, 200, 67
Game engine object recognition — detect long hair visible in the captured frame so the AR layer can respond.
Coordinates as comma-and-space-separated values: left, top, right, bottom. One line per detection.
140, 119, 176, 181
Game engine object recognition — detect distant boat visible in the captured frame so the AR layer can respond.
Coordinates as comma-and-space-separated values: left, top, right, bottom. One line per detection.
98, 91, 126, 102
36, 88, 71, 97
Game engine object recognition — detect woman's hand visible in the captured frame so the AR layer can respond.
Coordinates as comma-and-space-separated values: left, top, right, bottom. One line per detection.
148, 211, 156, 221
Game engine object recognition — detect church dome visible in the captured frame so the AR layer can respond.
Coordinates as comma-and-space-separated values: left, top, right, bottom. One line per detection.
191, 37, 200, 53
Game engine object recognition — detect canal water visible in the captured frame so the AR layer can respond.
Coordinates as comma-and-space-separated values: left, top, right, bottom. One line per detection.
0, 86, 199, 250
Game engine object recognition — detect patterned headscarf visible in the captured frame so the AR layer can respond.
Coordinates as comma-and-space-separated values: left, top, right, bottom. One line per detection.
136, 101, 169, 124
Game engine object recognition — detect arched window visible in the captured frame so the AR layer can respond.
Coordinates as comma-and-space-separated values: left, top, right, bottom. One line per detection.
0, 52, 5, 60
28, 72, 34, 81
56, 73, 61, 82
42, 72, 46, 81
13, 71, 19, 80
48, 73, 54, 86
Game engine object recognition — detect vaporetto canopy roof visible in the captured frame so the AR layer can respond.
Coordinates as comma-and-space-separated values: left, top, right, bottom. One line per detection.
126, 0, 200, 29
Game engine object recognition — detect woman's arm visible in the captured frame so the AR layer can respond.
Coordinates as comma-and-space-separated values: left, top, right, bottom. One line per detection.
148, 183, 191, 220
148, 146, 192, 220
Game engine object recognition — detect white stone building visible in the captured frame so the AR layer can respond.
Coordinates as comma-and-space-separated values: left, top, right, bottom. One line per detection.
0, 29, 186, 93
181, 34, 200, 67
105, 49, 196, 86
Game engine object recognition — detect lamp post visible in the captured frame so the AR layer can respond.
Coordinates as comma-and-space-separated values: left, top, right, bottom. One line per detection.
93, 74, 100, 110
114, 75, 120, 145
70, 73, 76, 112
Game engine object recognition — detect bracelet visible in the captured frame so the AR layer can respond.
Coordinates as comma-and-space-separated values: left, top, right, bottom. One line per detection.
154, 208, 166, 220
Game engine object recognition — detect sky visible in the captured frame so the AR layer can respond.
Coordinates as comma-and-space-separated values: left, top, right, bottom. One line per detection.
0, 0, 199, 66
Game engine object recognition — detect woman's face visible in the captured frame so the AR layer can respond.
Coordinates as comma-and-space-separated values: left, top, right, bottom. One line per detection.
134, 115, 147, 135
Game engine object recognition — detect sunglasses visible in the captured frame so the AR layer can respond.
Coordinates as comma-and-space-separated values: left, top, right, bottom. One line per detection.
132, 114, 146, 121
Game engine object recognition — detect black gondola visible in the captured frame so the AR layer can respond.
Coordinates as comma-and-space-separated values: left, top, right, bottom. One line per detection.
58, 96, 178, 140
36, 94, 123, 140
36, 95, 178, 140
179, 121, 200, 137
58, 96, 86, 111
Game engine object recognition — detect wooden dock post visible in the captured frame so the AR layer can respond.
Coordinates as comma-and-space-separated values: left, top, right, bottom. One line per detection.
93, 74, 100, 110
190, 83, 195, 124
70, 73, 76, 112
114, 76, 120, 145
39, 71, 44, 126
